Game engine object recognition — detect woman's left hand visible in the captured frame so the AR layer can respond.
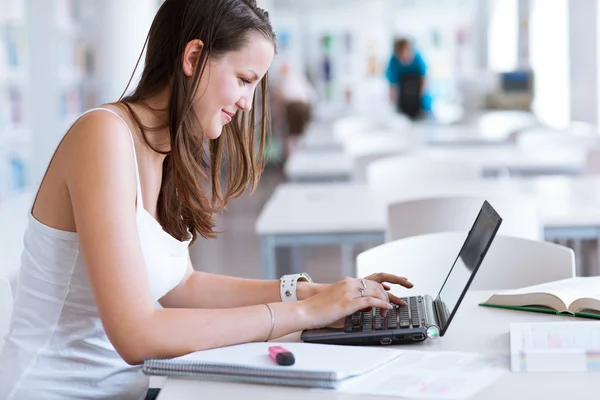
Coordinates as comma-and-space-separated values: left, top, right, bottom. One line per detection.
298, 273, 412, 306
363, 273, 413, 306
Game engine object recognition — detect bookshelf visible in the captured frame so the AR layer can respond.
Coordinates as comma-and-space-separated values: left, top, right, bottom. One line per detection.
1, 0, 98, 204
0, 0, 98, 284
26, 0, 98, 184
0, 0, 30, 204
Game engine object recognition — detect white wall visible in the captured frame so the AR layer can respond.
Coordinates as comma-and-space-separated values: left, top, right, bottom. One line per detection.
530, 0, 569, 128
487, 0, 518, 72
569, 0, 597, 125
96, 0, 158, 104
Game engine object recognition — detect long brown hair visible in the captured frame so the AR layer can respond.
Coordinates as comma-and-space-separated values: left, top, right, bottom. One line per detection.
117, 0, 276, 243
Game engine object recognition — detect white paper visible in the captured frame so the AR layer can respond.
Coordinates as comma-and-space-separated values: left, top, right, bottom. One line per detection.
510, 321, 600, 371
333, 350, 507, 399
168, 342, 402, 380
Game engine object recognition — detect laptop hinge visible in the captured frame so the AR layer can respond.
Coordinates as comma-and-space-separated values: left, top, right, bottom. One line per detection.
423, 294, 440, 329
431, 296, 449, 331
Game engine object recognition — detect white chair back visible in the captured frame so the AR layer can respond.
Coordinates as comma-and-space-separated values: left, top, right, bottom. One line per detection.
0, 277, 13, 349
332, 116, 374, 141
516, 128, 600, 154
478, 110, 539, 137
356, 233, 575, 297
333, 114, 412, 141
0, 192, 31, 291
352, 152, 402, 182
386, 194, 542, 242
584, 147, 600, 174
343, 131, 410, 156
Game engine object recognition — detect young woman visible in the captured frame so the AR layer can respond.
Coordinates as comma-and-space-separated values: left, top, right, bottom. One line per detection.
0, 1, 412, 399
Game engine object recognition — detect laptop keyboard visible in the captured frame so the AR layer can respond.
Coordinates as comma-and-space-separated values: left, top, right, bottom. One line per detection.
344, 296, 424, 333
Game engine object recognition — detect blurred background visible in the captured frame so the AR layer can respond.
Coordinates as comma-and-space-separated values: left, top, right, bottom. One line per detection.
1, 0, 598, 286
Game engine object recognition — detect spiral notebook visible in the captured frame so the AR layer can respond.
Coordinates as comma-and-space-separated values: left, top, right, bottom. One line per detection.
142, 342, 401, 389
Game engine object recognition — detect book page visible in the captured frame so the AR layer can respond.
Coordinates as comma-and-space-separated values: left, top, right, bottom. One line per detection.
497, 277, 600, 309
334, 350, 507, 399
161, 342, 401, 380
510, 321, 600, 371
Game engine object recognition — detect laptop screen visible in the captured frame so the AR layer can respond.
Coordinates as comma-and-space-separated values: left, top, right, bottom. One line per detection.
434, 201, 502, 336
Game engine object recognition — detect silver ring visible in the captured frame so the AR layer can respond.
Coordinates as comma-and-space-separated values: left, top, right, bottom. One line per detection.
358, 279, 367, 297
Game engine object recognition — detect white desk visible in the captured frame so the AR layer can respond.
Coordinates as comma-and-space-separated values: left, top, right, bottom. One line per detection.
299, 130, 343, 152
157, 290, 598, 399
414, 124, 512, 147
284, 146, 585, 183
255, 177, 600, 279
422, 146, 585, 176
284, 151, 353, 182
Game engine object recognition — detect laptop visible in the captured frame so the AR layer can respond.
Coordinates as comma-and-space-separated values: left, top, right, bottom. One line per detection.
301, 200, 502, 346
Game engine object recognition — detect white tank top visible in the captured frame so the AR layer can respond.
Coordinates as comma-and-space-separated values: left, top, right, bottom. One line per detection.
0, 108, 191, 400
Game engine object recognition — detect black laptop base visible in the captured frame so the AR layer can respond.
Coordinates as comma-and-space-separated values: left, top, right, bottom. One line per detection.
301, 295, 432, 346
301, 326, 428, 346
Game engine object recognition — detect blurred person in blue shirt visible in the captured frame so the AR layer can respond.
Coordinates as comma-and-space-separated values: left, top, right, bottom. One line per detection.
385, 38, 432, 119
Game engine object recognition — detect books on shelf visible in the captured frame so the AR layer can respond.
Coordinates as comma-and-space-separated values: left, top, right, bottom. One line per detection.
0, 85, 25, 133
0, 24, 27, 78
510, 321, 600, 372
479, 276, 600, 319
142, 342, 401, 389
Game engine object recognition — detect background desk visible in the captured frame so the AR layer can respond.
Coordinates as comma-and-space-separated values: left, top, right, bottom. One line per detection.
157, 290, 598, 399
284, 146, 585, 183
255, 177, 600, 279
284, 151, 353, 182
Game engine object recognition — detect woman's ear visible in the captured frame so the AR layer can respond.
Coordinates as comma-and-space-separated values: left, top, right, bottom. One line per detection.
182, 39, 204, 77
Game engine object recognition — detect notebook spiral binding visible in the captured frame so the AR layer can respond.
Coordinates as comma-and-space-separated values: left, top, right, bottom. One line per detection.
142, 359, 340, 389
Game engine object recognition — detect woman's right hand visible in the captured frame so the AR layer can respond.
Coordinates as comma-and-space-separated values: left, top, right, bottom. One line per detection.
299, 277, 392, 330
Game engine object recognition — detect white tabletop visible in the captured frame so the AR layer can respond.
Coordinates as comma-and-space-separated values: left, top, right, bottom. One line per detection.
284, 151, 353, 180
158, 290, 598, 399
284, 146, 585, 182
255, 176, 600, 235
299, 131, 343, 151
420, 146, 585, 173
413, 124, 512, 146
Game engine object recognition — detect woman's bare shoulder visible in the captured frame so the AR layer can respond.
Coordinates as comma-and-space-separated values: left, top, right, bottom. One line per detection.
33, 105, 138, 232
60, 106, 134, 161
58, 106, 140, 198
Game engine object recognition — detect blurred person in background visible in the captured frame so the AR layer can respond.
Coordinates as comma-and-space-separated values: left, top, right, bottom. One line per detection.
385, 37, 432, 120
0, 1, 411, 399
274, 62, 316, 159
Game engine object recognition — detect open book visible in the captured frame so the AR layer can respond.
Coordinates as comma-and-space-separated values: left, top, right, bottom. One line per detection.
479, 277, 600, 319
142, 342, 401, 389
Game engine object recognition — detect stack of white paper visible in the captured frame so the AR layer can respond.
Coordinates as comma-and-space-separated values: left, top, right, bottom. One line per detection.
334, 350, 507, 400
510, 321, 600, 372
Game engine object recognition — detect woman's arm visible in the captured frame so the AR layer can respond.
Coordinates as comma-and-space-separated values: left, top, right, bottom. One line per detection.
64, 113, 392, 366
159, 258, 325, 309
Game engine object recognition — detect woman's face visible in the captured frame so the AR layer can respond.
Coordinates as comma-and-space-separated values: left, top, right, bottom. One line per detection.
191, 33, 275, 140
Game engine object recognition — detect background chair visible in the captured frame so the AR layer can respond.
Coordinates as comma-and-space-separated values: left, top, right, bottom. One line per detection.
347, 133, 413, 181
356, 232, 575, 297
584, 147, 600, 174
386, 194, 542, 242
515, 127, 600, 155
0, 192, 31, 293
0, 277, 13, 349
477, 110, 539, 138
332, 114, 412, 142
